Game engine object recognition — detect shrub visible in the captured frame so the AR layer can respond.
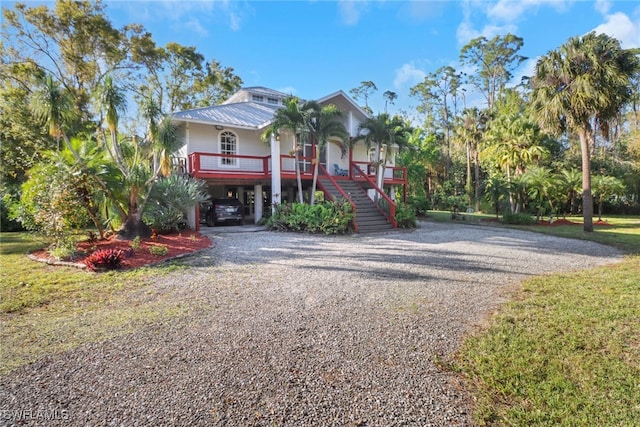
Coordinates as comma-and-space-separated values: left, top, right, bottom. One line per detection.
502, 212, 535, 225
267, 201, 354, 234
407, 196, 431, 217
395, 203, 417, 228
130, 236, 142, 251
144, 175, 209, 233
149, 244, 168, 256
84, 249, 125, 271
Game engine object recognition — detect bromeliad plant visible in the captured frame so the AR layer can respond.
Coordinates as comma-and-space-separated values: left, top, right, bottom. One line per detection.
84, 248, 125, 271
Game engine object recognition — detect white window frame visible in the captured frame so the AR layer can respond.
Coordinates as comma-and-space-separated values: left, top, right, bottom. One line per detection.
219, 130, 239, 168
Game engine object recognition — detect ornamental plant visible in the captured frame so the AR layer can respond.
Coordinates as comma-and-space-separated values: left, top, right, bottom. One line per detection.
84, 249, 125, 271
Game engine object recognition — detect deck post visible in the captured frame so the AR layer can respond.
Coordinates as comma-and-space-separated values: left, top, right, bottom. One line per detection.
270, 134, 281, 211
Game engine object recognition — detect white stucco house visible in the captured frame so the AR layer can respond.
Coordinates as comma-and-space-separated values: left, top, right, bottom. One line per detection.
171, 87, 407, 232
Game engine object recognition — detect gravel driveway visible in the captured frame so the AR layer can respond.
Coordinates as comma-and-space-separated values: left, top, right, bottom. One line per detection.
1, 222, 622, 426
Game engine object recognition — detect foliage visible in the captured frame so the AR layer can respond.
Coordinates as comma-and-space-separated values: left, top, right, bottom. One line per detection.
143, 175, 209, 233
267, 201, 354, 234
530, 31, 640, 232
501, 212, 535, 225
149, 244, 168, 256
11, 162, 90, 249
130, 236, 142, 251
407, 195, 431, 217
84, 249, 125, 271
394, 203, 417, 228
484, 175, 508, 219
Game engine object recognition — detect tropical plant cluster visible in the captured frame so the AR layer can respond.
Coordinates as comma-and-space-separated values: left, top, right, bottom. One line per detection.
1, 1, 225, 250
351, 33, 640, 232
267, 201, 354, 235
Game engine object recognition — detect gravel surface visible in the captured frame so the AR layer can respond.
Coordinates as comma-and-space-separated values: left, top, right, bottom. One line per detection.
0, 221, 622, 426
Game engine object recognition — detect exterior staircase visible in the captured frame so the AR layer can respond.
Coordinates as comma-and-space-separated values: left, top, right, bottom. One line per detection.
319, 177, 394, 233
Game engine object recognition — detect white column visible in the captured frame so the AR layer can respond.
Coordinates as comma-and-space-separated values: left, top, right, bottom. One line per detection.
270, 133, 281, 212
254, 184, 263, 224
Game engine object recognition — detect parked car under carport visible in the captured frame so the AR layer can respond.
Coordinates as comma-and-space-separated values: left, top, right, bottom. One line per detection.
200, 198, 245, 227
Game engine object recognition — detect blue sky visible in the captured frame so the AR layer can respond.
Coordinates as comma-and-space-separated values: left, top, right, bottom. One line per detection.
11, 1, 640, 117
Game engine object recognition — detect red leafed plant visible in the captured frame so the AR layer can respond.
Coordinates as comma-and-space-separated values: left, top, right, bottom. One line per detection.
84, 248, 126, 271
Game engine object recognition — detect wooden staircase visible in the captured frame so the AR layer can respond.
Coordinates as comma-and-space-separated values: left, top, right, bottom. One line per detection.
319, 177, 394, 233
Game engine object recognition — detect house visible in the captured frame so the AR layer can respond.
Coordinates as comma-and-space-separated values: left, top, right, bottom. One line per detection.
171, 87, 407, 232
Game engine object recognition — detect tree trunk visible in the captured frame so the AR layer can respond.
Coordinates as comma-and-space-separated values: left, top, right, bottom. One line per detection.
473, 150, 480, 212
579, 129, 594, 232
294, 145, 304, 203
116, 193, 152, 240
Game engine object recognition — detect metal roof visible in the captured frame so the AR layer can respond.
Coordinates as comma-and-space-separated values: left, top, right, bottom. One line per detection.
171, 101, 280, 130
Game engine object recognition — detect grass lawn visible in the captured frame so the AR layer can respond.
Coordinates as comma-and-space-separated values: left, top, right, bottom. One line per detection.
0, 232, 190, 375
426, 211, 640, 426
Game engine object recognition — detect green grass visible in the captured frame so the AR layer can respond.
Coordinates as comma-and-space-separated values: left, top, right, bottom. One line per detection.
426, 212, 640, 426
455, 256, 640, 426
0, 232, 191, 375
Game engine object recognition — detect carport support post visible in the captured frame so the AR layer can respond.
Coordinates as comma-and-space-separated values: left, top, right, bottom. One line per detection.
254, 184, 263, 224
270, 133, 281, 212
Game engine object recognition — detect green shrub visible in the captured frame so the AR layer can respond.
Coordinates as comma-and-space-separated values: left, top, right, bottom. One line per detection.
149, 244, 168, 256
84, 249, 125, 271
144, 175, 209, 233
502, 212, 536, 225
267, 201, 354, 234
395, 203, 417, 228
408, 196, 431, 217
130, 236, 141, 251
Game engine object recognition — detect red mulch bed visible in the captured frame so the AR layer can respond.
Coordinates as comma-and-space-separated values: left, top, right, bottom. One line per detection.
30, 231, 213, 271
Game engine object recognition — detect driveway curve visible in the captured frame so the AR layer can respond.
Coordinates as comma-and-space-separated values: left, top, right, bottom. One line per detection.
0, 222, 622, 426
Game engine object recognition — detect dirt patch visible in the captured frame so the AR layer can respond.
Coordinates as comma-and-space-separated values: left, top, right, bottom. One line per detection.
29, 231, 213, 271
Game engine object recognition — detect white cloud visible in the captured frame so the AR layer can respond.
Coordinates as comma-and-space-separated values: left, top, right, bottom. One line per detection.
456, 21, 517, 47
182, 18, 208, 37
393, 63, 426, 90
593, 11, 640, 49
488, 0, 572, 22
338, 0, 368, 26
595, 0, 612, 15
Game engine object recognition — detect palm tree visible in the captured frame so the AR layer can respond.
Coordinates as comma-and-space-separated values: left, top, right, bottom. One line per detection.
484, 175, 508, 219
558, 168, 582, 216
29, 74, 80, 159
522, 166, 559, 221
355, 113, 407, 192
592, 175, 625, 220
457, 107, 486, 211
267, 96, 307, 203
481, 112, 549, 212
302, 101, 349, 205
530, 32, 639, 232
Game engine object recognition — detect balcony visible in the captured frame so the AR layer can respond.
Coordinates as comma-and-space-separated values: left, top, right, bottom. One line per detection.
187, 152, 406, 185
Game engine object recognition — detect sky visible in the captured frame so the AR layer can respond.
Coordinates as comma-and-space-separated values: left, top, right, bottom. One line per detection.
9, 1, 640, 117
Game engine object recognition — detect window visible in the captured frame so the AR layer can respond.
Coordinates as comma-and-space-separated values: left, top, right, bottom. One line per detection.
251, 95, 264, 103
267, 97, 279, 105
219, 131, 237, 167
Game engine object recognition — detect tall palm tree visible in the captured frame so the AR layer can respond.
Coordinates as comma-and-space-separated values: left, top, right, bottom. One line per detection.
267, 96, 307, 203
355, 113, 407, 191
457, 107, 486, 211
530, 32, 639, 232
302, 101, 349, 204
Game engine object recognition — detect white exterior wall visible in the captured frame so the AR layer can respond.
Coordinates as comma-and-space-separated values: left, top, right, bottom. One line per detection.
186, 123, 269, 156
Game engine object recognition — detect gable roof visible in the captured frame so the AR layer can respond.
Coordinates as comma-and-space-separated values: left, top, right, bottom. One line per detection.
171, 87, 369, 131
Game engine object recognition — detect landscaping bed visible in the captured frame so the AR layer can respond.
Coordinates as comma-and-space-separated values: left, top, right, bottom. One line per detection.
28, 231, 213, 270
